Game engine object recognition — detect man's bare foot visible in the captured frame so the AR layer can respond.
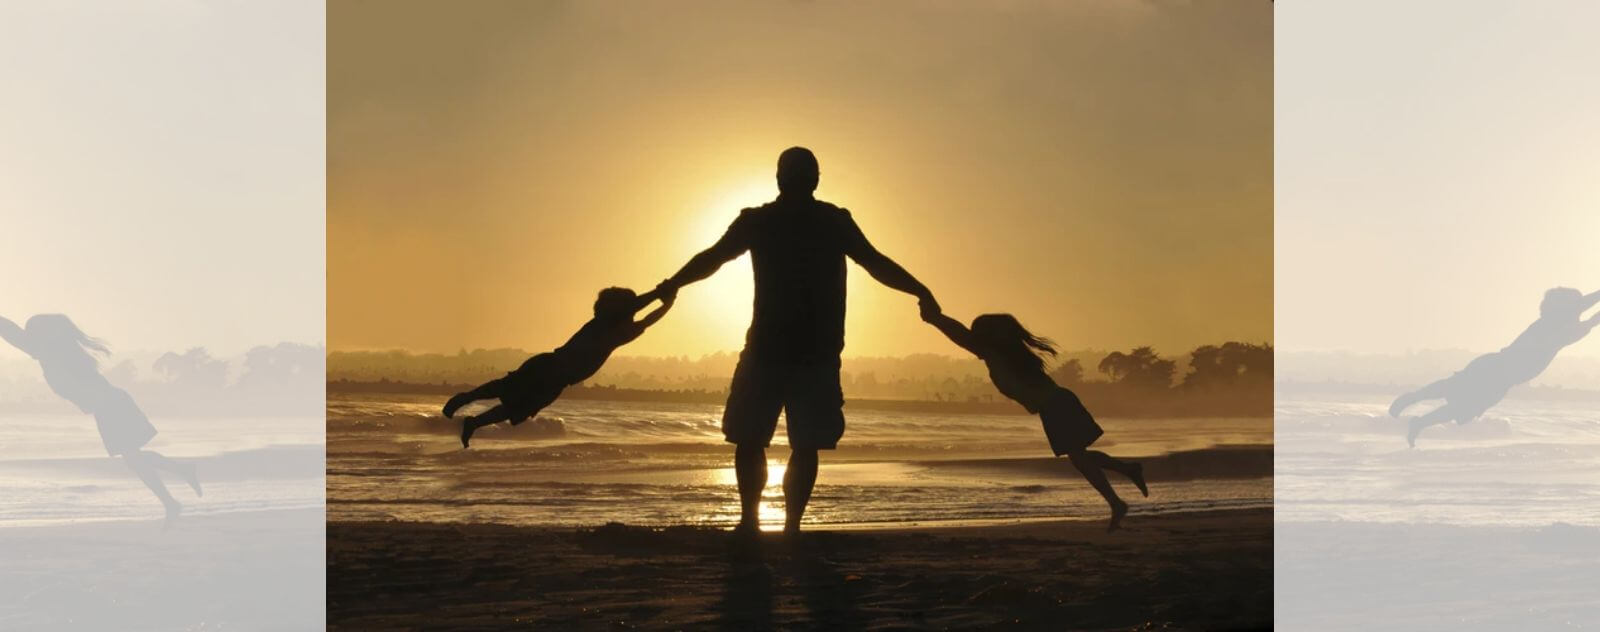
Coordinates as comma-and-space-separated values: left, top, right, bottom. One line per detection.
1107, 500, 1128, 532
1129, 462, 1149, 498
732, 520, 761, 539
443, 393, 472, 419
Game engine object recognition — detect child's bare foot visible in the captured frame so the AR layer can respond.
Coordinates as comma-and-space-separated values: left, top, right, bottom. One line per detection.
181, 462, 202, 497
1107, 500, 1128, 532
460, 419, 477, 449
1129, 462, 1149, 498
443, 393, 472, 419
162, 500, 181, 532
1406, 418, 1424, 449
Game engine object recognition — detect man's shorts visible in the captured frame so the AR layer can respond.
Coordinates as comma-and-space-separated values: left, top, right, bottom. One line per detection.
722, 353, 845, 450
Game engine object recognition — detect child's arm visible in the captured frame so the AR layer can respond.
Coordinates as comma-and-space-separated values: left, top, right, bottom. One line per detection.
922, 310, 983, 357
634, 296, 673, 330
0, 315, 32, 356
1573, 290, 1600, 338
620, 294, 675, 344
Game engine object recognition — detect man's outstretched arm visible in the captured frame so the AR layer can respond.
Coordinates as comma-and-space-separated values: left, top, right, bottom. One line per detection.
842, 217, 937, 310
658, 215, 751, 294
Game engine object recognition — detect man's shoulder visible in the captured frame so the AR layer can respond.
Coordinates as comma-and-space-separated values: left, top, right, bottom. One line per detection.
810, 199, 850, 216
749, 198, 849, 213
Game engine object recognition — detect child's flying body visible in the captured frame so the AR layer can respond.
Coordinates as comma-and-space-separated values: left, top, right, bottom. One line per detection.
922, 308, 1147, 531
443, 287, 673, 447
1, 314, 201, 525
1391, 287, 1599, 447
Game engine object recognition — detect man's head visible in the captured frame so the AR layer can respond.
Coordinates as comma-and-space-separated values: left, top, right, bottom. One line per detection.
776, 146, 819, 195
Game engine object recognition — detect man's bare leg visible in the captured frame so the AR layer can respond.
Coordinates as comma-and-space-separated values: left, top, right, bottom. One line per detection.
735, 444, 767, 534
783, 448, 819, 534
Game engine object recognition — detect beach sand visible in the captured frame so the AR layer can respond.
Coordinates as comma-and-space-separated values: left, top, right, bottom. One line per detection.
328, 508, 1270, 630
0, 508, 326, 630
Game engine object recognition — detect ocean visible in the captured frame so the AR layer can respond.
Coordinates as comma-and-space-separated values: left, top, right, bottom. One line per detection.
1276, 393, 1600, 526
327, 392, 1272, 529
0, 412, 323, 527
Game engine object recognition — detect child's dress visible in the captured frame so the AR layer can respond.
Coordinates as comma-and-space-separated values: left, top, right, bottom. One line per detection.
986, 360, 1103, 455
40, 363, 156, 456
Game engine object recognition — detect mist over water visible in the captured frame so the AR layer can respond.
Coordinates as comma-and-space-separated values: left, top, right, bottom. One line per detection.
327, 393, 1271, 528
0, 414, 323, 527
1276, 394, 1600, 527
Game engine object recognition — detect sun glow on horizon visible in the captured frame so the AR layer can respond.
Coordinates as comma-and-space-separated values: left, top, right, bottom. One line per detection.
659, 178, 780, 354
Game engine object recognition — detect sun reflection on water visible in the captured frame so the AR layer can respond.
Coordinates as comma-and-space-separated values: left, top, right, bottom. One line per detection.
690, 459, 790, 530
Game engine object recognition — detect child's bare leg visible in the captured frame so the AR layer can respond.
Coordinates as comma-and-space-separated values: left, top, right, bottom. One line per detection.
460, 404, 514, 448
135, 449, 201, 497
1066, 449, 1128, 531
1082, 450, 1147, 497
444, 379, 507, 418
123, 451, 181, 525
1406, 406, 1455, 448
1390, 377, 1452, 417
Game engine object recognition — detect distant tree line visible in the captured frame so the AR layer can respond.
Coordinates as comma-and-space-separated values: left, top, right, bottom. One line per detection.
2, 343, 324, 417
329, 342, 1273, 418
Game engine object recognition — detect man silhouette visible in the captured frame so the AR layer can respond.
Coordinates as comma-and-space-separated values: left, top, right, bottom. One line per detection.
656, 147, 937, 535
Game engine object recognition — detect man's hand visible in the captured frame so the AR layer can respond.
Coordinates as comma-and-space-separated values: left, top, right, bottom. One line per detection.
654, 279, 680, 305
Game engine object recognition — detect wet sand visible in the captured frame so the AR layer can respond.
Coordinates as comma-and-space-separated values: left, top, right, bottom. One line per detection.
0, 508, 326, 630
328, 508, 1270, 630
1277, 520, 1600, 630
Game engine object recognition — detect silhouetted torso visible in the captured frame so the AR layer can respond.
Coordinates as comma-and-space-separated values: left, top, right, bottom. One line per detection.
551, 318, 635, 384
982, 355, 1059, 414
726, 196, 867, 362
32, 351, 116, 415
1488, 317, 1589, 385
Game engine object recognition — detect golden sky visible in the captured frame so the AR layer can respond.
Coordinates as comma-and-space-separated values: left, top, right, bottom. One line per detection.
3, 1, 323, 358
329, 0, 1272, 358
1277, 0, 1600, 355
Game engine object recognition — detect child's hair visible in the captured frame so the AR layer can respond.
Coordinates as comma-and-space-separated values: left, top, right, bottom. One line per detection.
1541, 287, 1584, 319
593, 287, 639, 318
24, 314, 110, 366
970, 313, 1058, 374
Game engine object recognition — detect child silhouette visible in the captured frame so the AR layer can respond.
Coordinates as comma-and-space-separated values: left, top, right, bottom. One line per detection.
922, 307, 1147, 531
1391, 287, 1599, 447
1, 314, 201, 526
443, 286, 674, 447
